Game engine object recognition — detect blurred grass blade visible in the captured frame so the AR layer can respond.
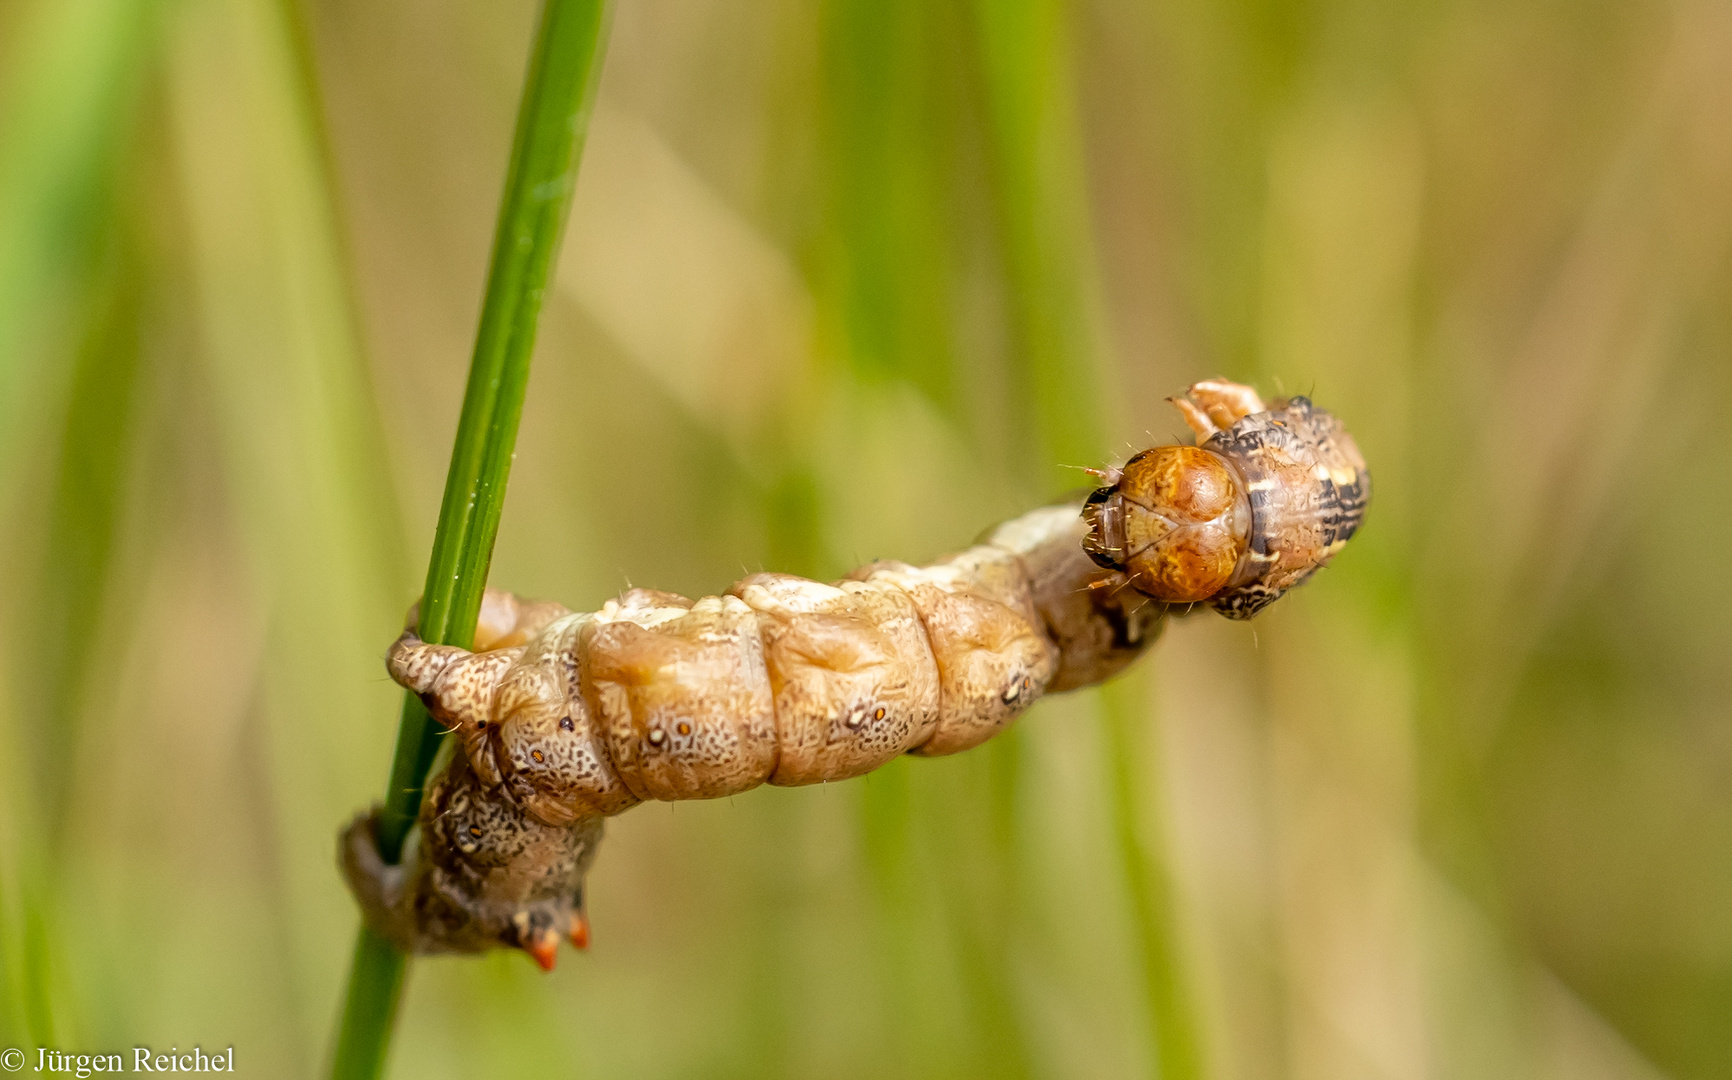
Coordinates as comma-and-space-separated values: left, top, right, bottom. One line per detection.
0, 0, 157, 1052
1102, 673, 1202, 1080
34, 238, 145, 844
167, 0, 412, 1059
0, 0, 153, 478
970, 0, 1114, 489
328, 2, 614, 1077
818, 1, 962, 411
972, 4, 1202, 1073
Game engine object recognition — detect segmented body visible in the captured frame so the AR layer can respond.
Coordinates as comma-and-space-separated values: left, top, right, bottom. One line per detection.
341, 380, 1368, 968
344, 504, 1162, 966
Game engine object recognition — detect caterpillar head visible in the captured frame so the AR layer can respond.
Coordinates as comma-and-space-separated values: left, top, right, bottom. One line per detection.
1082, 384, 1370, 617
1081, 445, 1251, 603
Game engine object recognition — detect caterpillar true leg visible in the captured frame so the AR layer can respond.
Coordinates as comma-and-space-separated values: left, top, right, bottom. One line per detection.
342, 380, 1369, 967
1173, 379, 1268, 438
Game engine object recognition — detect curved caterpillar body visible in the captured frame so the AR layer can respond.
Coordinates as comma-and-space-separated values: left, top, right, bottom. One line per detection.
342, 381, 1367, 969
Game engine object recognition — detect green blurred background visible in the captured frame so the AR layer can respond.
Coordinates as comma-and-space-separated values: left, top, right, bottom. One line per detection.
3, 0, 1730, 1077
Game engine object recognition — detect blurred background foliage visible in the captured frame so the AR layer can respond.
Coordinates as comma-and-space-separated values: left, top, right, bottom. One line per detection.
1, 0, 1730, 1077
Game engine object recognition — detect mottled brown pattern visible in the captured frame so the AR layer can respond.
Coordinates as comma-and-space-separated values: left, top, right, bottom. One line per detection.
343, 753, 602, 966
1200, 395, 1370, 618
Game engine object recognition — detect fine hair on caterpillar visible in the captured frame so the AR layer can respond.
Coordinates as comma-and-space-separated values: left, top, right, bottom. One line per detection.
342, 379, 1369, 969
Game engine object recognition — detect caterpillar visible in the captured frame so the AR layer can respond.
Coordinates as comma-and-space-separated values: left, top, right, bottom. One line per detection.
341, 380, 1368, 969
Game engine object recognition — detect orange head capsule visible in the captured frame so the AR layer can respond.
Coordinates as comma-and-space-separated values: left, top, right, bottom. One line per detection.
1082, 445, 1251, 603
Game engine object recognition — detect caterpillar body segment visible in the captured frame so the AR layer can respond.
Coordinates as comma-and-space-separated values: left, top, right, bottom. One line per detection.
344, 380, 1367, 968
846, 546, 1056, 757
727, 574, 940, 781
1197, 395, 1370, 617
999, 505, 1167, 692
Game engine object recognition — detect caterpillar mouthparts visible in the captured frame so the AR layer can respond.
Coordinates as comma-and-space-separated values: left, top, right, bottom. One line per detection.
341, 379, 1367, 968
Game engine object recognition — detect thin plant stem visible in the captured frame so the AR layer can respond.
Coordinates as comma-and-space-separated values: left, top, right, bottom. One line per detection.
327, 2, 612, 1077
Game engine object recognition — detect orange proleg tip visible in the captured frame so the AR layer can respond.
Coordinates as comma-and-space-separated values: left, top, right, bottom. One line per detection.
527, 936, 559, 972
569, 913, 591, 951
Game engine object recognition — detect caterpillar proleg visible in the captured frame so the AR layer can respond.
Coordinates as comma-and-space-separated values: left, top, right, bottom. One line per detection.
341, 380, 1368, 968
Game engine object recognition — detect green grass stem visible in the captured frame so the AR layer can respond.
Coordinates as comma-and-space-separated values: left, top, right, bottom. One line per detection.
327, 3, 612, 1077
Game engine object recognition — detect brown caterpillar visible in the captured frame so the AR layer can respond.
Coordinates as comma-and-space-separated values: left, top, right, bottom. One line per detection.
341, 380, 1368, 969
